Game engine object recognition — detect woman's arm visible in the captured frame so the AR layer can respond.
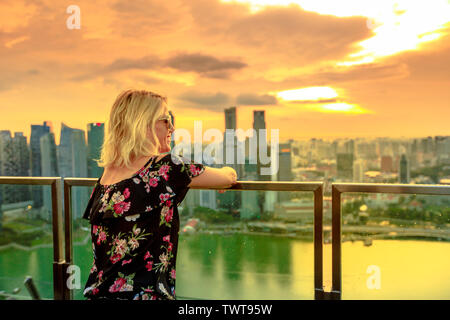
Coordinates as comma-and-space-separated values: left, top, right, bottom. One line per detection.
188, 166, 237, 189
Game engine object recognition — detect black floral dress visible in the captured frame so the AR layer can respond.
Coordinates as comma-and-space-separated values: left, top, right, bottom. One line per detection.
82, 154, 204, 300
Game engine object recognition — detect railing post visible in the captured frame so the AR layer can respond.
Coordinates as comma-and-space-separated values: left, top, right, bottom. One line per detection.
331, 185, 342, 300
51, 178, 65, 300
313, 184, 324, 300
63, 180, 73, 300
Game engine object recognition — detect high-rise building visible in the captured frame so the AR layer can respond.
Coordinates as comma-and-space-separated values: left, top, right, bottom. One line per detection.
278, 142, 293, 203
0, 131, 14, 205
353, 159, 364, 183
253, 110, 269, 181
58, 123, 89, 219
0, 131, 31, 204
410, 139, 419, 169
219, 107, 241, 214
223, 106, 239, 169
40, 132, 59, 221
0, 131, 10, 226
344, 139, 355, 155
225, 107, 237, 130
252, 110, 270, 216
30, 122, 51, 208
169, 111, 175, 150
278, 142, 292, 181
337, 153, 353, 181
420, 136, 435, 166
381, 155, 393, 173
87, 123, 104, 178
264, 144, 277, 215
223, 107, 235, 163
435, 136, 450, 165
13, 132, 31, 203
399, 154, 410, 184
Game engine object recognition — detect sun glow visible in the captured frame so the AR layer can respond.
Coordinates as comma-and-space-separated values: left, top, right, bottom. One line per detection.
276, 86, 338, 101
275, 86, 370, 114
221, 0, 450, 65
318, 103, 368, 114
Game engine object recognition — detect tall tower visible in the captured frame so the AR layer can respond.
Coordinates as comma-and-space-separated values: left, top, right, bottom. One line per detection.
40, 132, 59, 221
218, 107, 241, 214
399, 154, 410, 183
353, 159, 364, 183
337, 153, 354, 181
253, 111, 270, 216
223, 107, 236, 164
13, 132, 31, 202
58, 123, 89, 219
0, 131, 31, 204
253, 110, 269, 181
87, 123, 104, 178
30, 122, 51, 208
277, 142, 293, 203
225, 107, 237, 131
0, 131, 13, 205
169, 111, 175, 150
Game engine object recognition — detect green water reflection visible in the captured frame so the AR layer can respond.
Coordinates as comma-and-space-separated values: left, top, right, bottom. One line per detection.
1, 235, 449, 300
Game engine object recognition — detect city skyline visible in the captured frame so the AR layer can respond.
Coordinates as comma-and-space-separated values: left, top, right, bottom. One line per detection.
1, 1, 450, 143
3, 119, 450, 147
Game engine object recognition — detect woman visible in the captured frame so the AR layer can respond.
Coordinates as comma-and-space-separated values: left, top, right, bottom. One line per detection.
82, 89, 237, 300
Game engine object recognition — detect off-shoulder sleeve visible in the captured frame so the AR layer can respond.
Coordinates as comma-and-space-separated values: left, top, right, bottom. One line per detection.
161, 154, 205, 203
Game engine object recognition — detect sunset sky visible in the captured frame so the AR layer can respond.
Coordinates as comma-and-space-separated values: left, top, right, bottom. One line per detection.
0, 0, 449, 144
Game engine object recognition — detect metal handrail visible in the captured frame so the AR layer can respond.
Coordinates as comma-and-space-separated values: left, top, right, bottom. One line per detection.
64, 178, 324, 300
0, 177, 64, 300
3, 177, 450, 300
330, 183, 450, 300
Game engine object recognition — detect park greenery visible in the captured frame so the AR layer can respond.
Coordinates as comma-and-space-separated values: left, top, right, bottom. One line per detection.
343, 195, 450, 226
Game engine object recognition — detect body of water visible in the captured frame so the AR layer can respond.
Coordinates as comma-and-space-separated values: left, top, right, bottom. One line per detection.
0, 234, 449, 299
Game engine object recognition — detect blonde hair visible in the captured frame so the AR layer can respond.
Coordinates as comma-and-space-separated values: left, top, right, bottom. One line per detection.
97, 89, 168, 169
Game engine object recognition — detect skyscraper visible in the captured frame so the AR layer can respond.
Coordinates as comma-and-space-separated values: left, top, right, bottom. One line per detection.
58, 123, 89, 219
278, 142, 293, 203
223, 106, 238, 168
169, 111, 175, 150
87, 123, 104, 178
30, 122, 51, 208
40, 132, 59, 221
353, 159, 364, 183
253, 111, 271, 215
219, 107, 241, 214
278, 142, 292, 181
399, 154, 410, 184
381, 155, 393, 173
337, 153, 354, 181
253, 110, 269, 181
0, 131, 14, 205
13, 132, 31, 203
0, 131, 31, 204
435, 136, 450, 165
225, 107, 237, 130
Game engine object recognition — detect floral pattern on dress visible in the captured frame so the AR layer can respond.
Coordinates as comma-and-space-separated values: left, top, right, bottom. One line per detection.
99, 187, 132, 217
82, 154, 205, 300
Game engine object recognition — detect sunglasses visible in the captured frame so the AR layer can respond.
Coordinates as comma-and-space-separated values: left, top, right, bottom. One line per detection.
158, 115, 174, 130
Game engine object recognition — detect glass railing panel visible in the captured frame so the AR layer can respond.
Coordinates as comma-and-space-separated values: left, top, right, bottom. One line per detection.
176, 189, 315, 300
70, 185, 94, 300
340, 192, 450, 300
0, 184, 54, 299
